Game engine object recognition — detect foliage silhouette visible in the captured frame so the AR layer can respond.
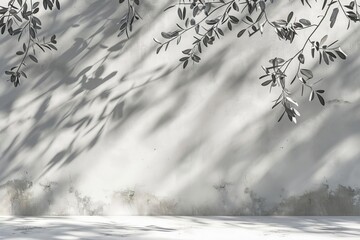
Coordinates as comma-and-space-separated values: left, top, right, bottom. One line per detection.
154, 0, 356, 123
1, 0, 359, 122
1, 0, 60, 87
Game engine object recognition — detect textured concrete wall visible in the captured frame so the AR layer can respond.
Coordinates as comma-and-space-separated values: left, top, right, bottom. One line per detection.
0, 0, 360, 215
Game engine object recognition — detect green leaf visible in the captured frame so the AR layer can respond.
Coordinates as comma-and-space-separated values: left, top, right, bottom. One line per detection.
0, 8, 8, 14
261, 80, 272, 86
229, 15, 239, 24
280, 77, 285, 89
317, 93, 325, 106
300, 69, 313, 79
183, 59, 188, 69
206, 19, 219, 25
330, 8, 339, 28
21, 71, 27, 78
299, 18, 311, 26
48, 44, 57, 50
29, 54, 38, 63
287, 12, 294, 23
56, 0, 60, 10
259, 1, 266, 11
246, 16, 253, 23
179, 56, 189, 62
156, 45, 162, 54
182, 49, 191, 54
309, 90, 315, 101
323, 51, 329, 65
43, 0, 48, 10
227, 21, 232, 30
336, 48, 347, 59
233, 2, 239, 11
161, 32, 171, 39
30, 27, 36, 38
177, 8, 182, 20
153, 38, 161, 44
217, 28, 224, 36
298, 53, 305, 64
237, 29, 246, 38
322, 0, 327, 10
192, 54, 201, 63
320, 35, 328, 45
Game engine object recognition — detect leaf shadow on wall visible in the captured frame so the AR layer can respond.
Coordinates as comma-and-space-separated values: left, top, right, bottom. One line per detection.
0, 0, 360, 216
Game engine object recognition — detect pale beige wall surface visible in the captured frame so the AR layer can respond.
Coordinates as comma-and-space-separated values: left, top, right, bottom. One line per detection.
0, 0, 359, 215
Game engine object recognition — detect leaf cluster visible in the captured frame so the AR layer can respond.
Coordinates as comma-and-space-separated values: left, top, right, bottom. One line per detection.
118, 0, 141, 38
0, 0, 60, 87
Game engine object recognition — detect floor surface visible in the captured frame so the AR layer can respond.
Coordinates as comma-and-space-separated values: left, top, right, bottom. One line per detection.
0, 216, 359, 239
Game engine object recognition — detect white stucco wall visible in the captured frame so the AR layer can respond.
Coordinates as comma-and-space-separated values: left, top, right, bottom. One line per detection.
0, 0, 359, 215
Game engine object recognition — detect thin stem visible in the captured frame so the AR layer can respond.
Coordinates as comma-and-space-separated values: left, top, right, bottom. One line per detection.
264, 11, 275, 27
338, 0, 351, 21
16, 0, 32, 75
125, 0, 131, 38
161, 0, 235, 46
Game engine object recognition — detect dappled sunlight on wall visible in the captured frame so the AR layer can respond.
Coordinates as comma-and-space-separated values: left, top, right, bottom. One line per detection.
0, 0, 359, 215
